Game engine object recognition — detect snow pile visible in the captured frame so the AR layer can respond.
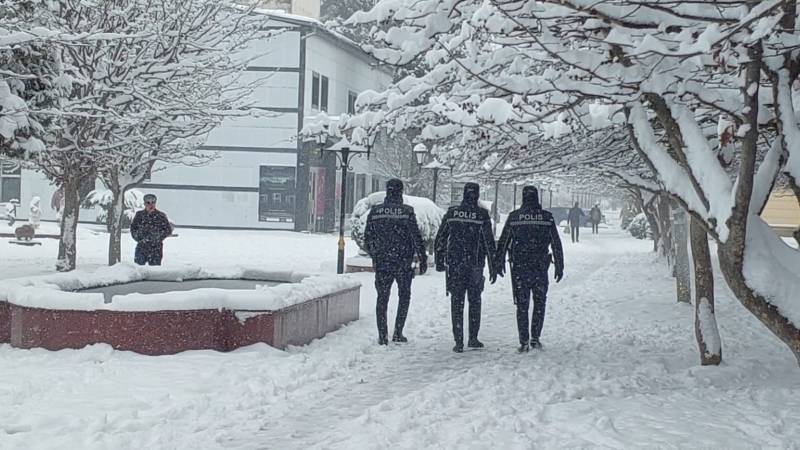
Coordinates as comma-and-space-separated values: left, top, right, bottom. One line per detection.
743, 216, 800, 328
350, 192, 444, 254
0, 80, 30, 140
0, 263, 360, 312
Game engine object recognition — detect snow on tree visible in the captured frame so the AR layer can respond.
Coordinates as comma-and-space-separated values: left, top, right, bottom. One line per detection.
348, 0, 800, 365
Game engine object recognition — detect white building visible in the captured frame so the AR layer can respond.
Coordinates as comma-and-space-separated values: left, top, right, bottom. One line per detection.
8, 8, 394, 232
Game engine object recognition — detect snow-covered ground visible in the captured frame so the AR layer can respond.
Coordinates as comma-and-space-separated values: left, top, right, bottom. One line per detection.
1, 224, 799, 449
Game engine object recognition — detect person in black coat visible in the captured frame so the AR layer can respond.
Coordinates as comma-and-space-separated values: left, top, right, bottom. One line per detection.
567, 202, 584, 243
363, 179, 428, 345
434, 182, 497, 353
130, 194, 173, 266
496, 186, 564, 352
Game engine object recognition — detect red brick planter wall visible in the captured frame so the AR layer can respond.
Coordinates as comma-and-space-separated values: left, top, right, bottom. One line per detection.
1, 286, 359, 355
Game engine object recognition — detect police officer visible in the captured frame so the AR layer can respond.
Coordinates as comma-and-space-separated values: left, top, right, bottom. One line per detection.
434, 182, 497, 353
496, 186, 564, 353
364, 179, 428, 345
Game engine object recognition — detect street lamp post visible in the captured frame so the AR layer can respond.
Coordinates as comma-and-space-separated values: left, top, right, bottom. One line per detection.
413, 144, 449, 205
325, 137, 370, 274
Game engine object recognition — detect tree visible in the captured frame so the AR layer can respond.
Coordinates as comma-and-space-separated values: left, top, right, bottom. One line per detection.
15, 0, 271, 270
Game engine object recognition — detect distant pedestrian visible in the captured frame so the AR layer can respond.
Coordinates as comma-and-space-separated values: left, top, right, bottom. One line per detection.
590, 204, 602, 234
130, 194, 172, 266
363, 179, 428, 345
496, 186, 564, 353
434, 182, 497, 353
568, 202, 584, 243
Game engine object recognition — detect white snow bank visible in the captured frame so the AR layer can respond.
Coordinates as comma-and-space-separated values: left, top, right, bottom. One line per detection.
350, 192, 444, 253
0, 263, 360, 312
743, 216, 800, 328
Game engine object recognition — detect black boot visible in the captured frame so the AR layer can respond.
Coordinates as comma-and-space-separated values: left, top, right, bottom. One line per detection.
392, 333, 408, 343
467, 338, 484, 348
378, 337, 389, 345
518, 343, 530, 353
453, 343, 464, 353
530, 338, 542, 350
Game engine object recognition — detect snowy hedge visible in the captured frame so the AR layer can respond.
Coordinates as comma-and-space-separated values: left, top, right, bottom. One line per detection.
628, 213, 651, 240
350, 192, 444, 256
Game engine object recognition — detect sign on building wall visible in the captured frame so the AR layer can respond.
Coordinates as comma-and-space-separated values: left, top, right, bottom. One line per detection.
259, 166, 296, 222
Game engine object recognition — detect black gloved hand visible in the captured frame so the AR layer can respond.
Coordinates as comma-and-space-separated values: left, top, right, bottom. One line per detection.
418, 259, 428, 275
555, 269, 564, 283
496, 262, 505, 278
436, 262, 446, 272
489, 272, 498, 284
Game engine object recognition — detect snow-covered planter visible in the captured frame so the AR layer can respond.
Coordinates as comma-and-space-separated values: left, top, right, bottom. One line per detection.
350, 192, 445, 256
0, 264, 361, 354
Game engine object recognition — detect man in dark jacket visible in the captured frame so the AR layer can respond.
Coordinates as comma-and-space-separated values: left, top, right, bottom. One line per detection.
567, 202, 584, 243
496, 186, 564, 353
363, 179, 428, 345
434, 182, 497, 353
590, 204, 602, 234
130, 194, 173, 266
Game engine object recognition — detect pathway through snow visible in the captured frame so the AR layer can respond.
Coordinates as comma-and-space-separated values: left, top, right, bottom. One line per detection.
1, 227, 799, 449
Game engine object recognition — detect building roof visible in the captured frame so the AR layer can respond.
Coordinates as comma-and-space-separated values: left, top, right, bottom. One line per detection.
253, 9, 392, 74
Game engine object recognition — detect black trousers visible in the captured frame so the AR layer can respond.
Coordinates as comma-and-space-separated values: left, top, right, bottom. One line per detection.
375, 267, 413, 341
135, 243, 163, 266
448, 266, 485, 344
512, 267, 549, 344
592, 222, 599, 234
570, 225, 580, 243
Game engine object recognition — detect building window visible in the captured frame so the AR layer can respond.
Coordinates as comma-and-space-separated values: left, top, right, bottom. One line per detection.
356, 174, 367, 201
311, 72, 329, 112
259, 166, 296, 222
0, 159, 21, 203
348, 91, 358, 114
321, 76, 329, 112
371, 176, 381, 194
311, 72, 320, 109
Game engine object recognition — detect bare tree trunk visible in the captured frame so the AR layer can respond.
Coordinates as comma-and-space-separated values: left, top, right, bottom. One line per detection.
56, 178, 81, 272
673, 207, 691, 303
690, 216, 721, 365
107, 185, 124, 266
656, 194, 674, 263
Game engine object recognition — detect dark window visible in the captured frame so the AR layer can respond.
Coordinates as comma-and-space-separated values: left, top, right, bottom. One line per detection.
0, 159, 22, 203
371, 177, 381, 193
79, 177, 95, 208
356, 174, 367, 201
311, 72, 320, 110
259, 166, 296, 222
348, 91, 358, 114
320, 76, 329, 112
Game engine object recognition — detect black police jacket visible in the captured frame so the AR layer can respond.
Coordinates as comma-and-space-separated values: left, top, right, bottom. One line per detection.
434, 204, 496, 277
363, 201, 427, 270
496, 206, 564, 273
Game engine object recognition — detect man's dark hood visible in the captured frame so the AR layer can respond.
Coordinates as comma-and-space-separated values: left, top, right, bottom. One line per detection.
522, 186, 541, 209
462, 182, 480, 207
385, 178, 404, 205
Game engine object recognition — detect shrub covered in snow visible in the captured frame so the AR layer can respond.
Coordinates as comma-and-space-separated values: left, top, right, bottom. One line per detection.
84, 189, 144, 229
350, 192, 444, 256
628, 213, 651, 240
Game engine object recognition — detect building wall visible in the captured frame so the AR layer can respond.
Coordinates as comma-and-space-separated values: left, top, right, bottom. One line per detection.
761, 189, 800, 227
139, 23, 304, 230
